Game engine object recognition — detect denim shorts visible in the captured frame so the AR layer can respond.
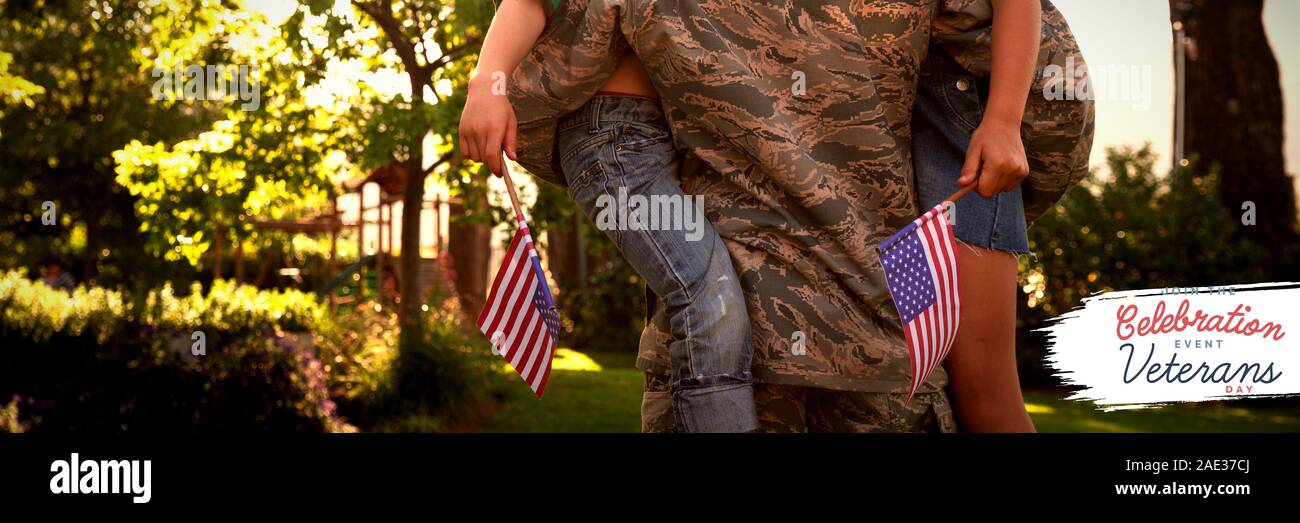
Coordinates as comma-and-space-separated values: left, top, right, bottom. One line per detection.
912, 50, 1029, 254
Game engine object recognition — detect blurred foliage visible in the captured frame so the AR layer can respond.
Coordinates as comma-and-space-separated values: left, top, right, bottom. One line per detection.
135, 279, 325, 334
0, 271, 349, 432
0, 396, 26, 433
286, 0, 496, 347
384, 307, 493, 425
316, 303, 401, 405
1, 0, 496, 286
0, 331, 353, 432
111, 2, 350, 267
559, 247, 646, 353
0, 0, 506, 424
287, 0, 494, 173
1015, 145, 1278, 386
0, 0, 233, 286
339, 261, 496, 429
0, 49, 44, 133
0, 270, 324, 344
0, 268, 492, 432
0, 271, 129, 343
530, 181, 646, 354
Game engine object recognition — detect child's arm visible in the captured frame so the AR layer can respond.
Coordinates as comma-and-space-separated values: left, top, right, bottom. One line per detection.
459, 0, 547, 176
956, 0, 1042, 198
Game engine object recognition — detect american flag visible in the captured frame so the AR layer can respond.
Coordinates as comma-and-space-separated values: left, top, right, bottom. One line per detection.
476, 219, 561, 397
877, 201, 961, 398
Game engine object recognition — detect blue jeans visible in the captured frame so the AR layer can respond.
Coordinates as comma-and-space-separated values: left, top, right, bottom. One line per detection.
557, 95, 758, 433
913, 50, 1029, 254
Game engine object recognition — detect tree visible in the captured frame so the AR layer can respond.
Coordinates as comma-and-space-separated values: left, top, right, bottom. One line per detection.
0, 0, 228, 286
291, 0, 492, 348
113, 6, 344, 271
1170, 0, 1299, 274
0, 50, 44, 132
105, 0, 493, 349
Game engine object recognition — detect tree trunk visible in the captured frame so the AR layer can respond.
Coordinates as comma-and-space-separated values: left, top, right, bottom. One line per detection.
212, 224, 224, 281
83, 212, 100, 284
399, 85, 427, 349
1172, 0, 1298, 269
546, 213, 584, 293
448, 193, 491, 319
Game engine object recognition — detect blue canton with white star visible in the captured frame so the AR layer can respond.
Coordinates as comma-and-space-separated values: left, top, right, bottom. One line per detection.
880, 228, 936, 324
530, 257, 562, 339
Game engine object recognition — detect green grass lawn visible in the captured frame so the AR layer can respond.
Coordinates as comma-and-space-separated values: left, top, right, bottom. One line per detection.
1024, 391, 1300, 433
484, 350, 643, 432
481, 349, 1300, 433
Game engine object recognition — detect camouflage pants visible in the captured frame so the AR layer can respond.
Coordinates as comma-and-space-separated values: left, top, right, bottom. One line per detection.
642, 372, 958, 433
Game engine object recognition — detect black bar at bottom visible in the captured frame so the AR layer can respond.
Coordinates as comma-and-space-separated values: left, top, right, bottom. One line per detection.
0, 434, 1289, 511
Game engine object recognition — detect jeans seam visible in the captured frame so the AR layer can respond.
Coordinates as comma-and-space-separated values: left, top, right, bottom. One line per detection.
989, 193, 1002, 247
558, 129, 614, 167
556, 116, 590, 134
609, 128, 698, 380
590, 95, 604, 132
675, 379, 751, 394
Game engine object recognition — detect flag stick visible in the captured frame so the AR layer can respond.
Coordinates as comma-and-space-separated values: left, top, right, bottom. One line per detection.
499, 162, 526, 225
943, 184, 977, 205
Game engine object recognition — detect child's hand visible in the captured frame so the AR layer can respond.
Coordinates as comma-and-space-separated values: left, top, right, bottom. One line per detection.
459, 80, 518, 177
957, 119, 1029, 198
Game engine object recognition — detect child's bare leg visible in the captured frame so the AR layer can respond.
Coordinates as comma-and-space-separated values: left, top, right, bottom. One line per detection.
942, 243, 1035, 433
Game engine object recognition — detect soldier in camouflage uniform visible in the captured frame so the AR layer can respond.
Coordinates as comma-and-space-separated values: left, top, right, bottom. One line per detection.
508, 0, 1093, 432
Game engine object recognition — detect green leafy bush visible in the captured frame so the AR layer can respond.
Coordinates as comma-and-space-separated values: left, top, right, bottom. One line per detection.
0, 269, 499, 432
0, 271, 323, 341
315, 305, 400, 404
0, 396, 26, 433
0, 325, 352, 433
338, 287, 496, 431
555, 250, 647, 354
0, 272, 350, 432
135, 279, 325, 335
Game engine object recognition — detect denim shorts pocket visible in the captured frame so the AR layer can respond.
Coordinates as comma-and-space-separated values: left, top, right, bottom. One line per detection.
943, 72, 985, 133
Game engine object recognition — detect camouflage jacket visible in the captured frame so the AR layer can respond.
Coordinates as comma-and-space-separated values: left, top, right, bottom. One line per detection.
508, 0, 1093, 392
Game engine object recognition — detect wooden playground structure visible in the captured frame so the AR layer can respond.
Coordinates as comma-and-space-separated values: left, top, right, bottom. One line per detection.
210, 162, 459, 307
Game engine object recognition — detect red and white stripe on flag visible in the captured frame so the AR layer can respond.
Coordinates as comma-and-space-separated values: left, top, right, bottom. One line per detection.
878, 201, 962, 399
475, 224, 556, 397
